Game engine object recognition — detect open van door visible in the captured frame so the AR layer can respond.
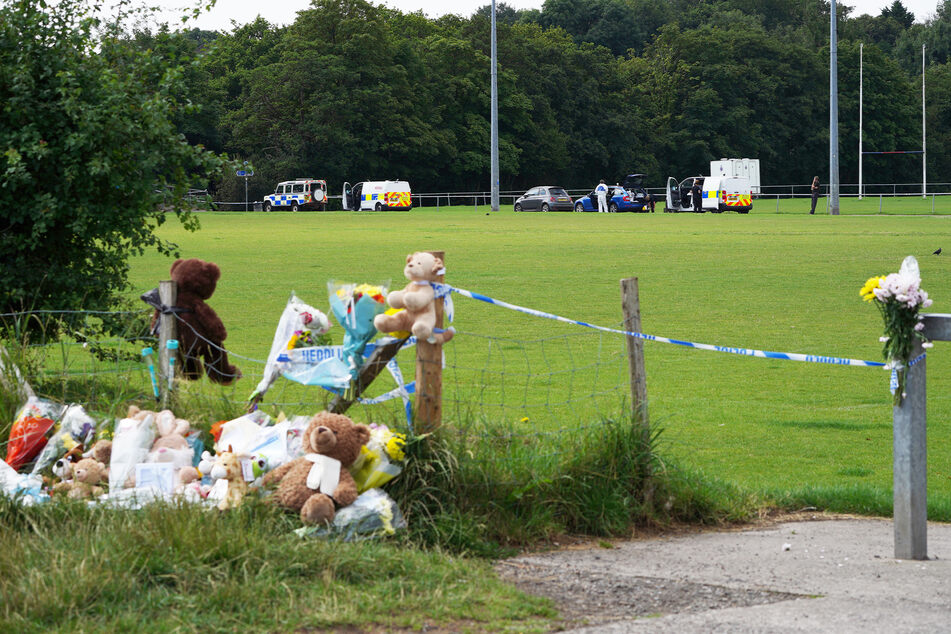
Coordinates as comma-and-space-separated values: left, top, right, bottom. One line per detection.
342, 182, 352, 211
665, 177, 679, 212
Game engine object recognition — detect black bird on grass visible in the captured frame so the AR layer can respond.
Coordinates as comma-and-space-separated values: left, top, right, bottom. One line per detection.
934, 248, 942, 255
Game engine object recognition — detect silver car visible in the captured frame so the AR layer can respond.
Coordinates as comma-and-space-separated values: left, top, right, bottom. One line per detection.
514, 186, 574, 212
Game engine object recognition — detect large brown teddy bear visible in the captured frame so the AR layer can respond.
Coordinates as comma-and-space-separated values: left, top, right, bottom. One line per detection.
372, 251, 454, 344
261, 411, 370, 525
159, 258, 241, 384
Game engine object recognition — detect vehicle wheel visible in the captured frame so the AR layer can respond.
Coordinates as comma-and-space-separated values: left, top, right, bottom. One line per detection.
291, 203, 299, 212
609, 202, 619, 213
574, 203, 584, 213
264, 202, 272, 212
514, 203, 522, 212
541, 203, 550, 212
375, 203, 382, 211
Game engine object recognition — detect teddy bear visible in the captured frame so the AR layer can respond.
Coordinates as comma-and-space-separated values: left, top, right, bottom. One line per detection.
155, 258, 241, 384
261, 411, 370, 525
373, 251, 455, 344
53, 457, 107, 500
142, 407, 194, 472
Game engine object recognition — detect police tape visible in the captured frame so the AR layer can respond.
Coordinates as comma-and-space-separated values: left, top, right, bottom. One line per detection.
432, 283, 886, 369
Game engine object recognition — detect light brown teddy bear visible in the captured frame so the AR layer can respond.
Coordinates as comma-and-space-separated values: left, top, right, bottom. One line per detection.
53, 457, 107, 500
373, 251, 454, 344
261, 411, 370, 525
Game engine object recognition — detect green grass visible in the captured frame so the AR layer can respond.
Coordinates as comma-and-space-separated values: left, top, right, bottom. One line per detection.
5, 204, 950, 631
124, 207, 951, 517
0, 496, 556, 633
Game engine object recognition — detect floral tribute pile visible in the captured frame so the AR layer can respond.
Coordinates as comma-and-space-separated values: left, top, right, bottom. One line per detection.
860, 255, 933, 405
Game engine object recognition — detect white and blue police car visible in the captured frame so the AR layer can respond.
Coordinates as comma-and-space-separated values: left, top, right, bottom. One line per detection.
263, 179, 327, 211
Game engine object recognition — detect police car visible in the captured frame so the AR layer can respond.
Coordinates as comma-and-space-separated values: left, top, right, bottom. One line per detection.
263, 179, 327, 211
342, 180, 412, 211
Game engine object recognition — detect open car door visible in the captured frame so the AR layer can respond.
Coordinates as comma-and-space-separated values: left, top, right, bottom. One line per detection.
342, 182, 352, 211
666, 177, 679, 211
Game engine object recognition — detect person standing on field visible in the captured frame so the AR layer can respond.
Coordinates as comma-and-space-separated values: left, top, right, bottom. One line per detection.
595, 180, 609, 213
691, 178, 702, 212
810, 176, 820, 214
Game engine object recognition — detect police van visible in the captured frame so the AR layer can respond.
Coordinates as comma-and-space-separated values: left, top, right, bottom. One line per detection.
342, 180, 412, 211
664, 175, 752, 213
263, 179, 327, 211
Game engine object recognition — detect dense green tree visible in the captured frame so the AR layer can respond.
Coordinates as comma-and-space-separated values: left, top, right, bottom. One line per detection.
0, 0, 231, 313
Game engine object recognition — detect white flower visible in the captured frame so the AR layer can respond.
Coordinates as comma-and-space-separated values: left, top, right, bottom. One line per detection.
880, 336, 891, 342
915, 322, 925, 331
923, 342, 934, 349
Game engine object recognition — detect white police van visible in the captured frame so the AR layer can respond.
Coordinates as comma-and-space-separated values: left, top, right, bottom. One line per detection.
263, 179, 327, 211
342, 180, 412, 211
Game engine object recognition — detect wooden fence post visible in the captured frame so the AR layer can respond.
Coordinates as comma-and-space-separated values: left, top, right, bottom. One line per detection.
158, 280, 178, 407
415, 251, 445, 434
620, 278, 649, 431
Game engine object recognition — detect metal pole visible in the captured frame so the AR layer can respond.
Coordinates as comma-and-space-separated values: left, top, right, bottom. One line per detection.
829, 0, 840, 215
923, 44, 927, 199
859, 42, 863, 200
490, 0, 500, 211
244, 176, 248, 212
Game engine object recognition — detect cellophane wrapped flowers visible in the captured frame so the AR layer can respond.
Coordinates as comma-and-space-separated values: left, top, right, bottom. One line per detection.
861, 256, 933, 405
350, 423, 406, 493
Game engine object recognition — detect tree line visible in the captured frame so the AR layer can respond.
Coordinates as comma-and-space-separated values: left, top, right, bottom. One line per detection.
148, 0, 951, 200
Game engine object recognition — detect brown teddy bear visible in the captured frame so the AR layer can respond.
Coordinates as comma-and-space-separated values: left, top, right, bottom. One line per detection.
261, 411, 370, 525
155, 258, 241, 384
53, 457, 107, 500
373, 251, 454, 344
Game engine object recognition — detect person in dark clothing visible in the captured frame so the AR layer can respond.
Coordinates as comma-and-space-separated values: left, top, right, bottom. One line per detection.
810, 176, 820, 214
691, 178, 702, 212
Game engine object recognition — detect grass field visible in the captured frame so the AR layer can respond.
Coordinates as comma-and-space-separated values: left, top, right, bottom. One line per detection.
124, 205, 951, 517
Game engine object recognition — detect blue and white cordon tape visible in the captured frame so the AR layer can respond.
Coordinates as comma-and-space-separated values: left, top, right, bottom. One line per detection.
431, 282, 887, 368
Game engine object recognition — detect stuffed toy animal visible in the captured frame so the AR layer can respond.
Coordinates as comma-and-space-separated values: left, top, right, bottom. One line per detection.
209, 448, 247, 511
175, 466, 209, 503
85, 439, 112, 466
53, 457, 106, 500
145, 408, 194, 472
373, 252, 454, 344
46, 443, 85, 488
156, 258, 241, 384
261, 411, 370, 525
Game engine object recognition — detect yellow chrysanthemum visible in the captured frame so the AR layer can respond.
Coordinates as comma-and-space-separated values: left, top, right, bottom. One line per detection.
860, 276, 884, 302
385, 434, 406, 461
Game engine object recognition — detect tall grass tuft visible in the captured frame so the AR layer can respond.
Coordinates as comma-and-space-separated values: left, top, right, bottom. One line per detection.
388, 413, 757, 555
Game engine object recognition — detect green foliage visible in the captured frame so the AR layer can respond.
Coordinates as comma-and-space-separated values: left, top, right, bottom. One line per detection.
0, 0, 232, 315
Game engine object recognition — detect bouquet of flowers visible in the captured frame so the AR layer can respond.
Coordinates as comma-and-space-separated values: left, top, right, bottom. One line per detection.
861, 255, 933, 405
350, 423, 406, 493
328, 281, 389, 378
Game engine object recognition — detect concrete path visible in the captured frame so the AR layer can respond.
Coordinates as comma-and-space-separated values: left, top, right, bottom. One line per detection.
503, 518, 951, 633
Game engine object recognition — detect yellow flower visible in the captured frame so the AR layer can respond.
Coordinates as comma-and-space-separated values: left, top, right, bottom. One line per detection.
385, 434, 406, 461
860, 276, 884, 302
519, 417, 529, 423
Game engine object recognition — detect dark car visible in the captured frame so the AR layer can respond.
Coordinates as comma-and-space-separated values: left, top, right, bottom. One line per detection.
573, 185, 648, 212
514, 186, 574, 212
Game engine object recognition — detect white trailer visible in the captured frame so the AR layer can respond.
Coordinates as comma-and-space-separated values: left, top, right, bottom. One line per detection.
710, 158, 760, 194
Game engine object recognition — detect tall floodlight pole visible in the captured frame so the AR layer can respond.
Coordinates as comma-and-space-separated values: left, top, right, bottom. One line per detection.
923, 44, 927, 198
829, 0, 840, 214
490, 0, 500, 211
859, 42, 863, 200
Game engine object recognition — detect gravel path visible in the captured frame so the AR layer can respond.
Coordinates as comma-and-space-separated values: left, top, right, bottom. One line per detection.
494, 514, 951, 632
